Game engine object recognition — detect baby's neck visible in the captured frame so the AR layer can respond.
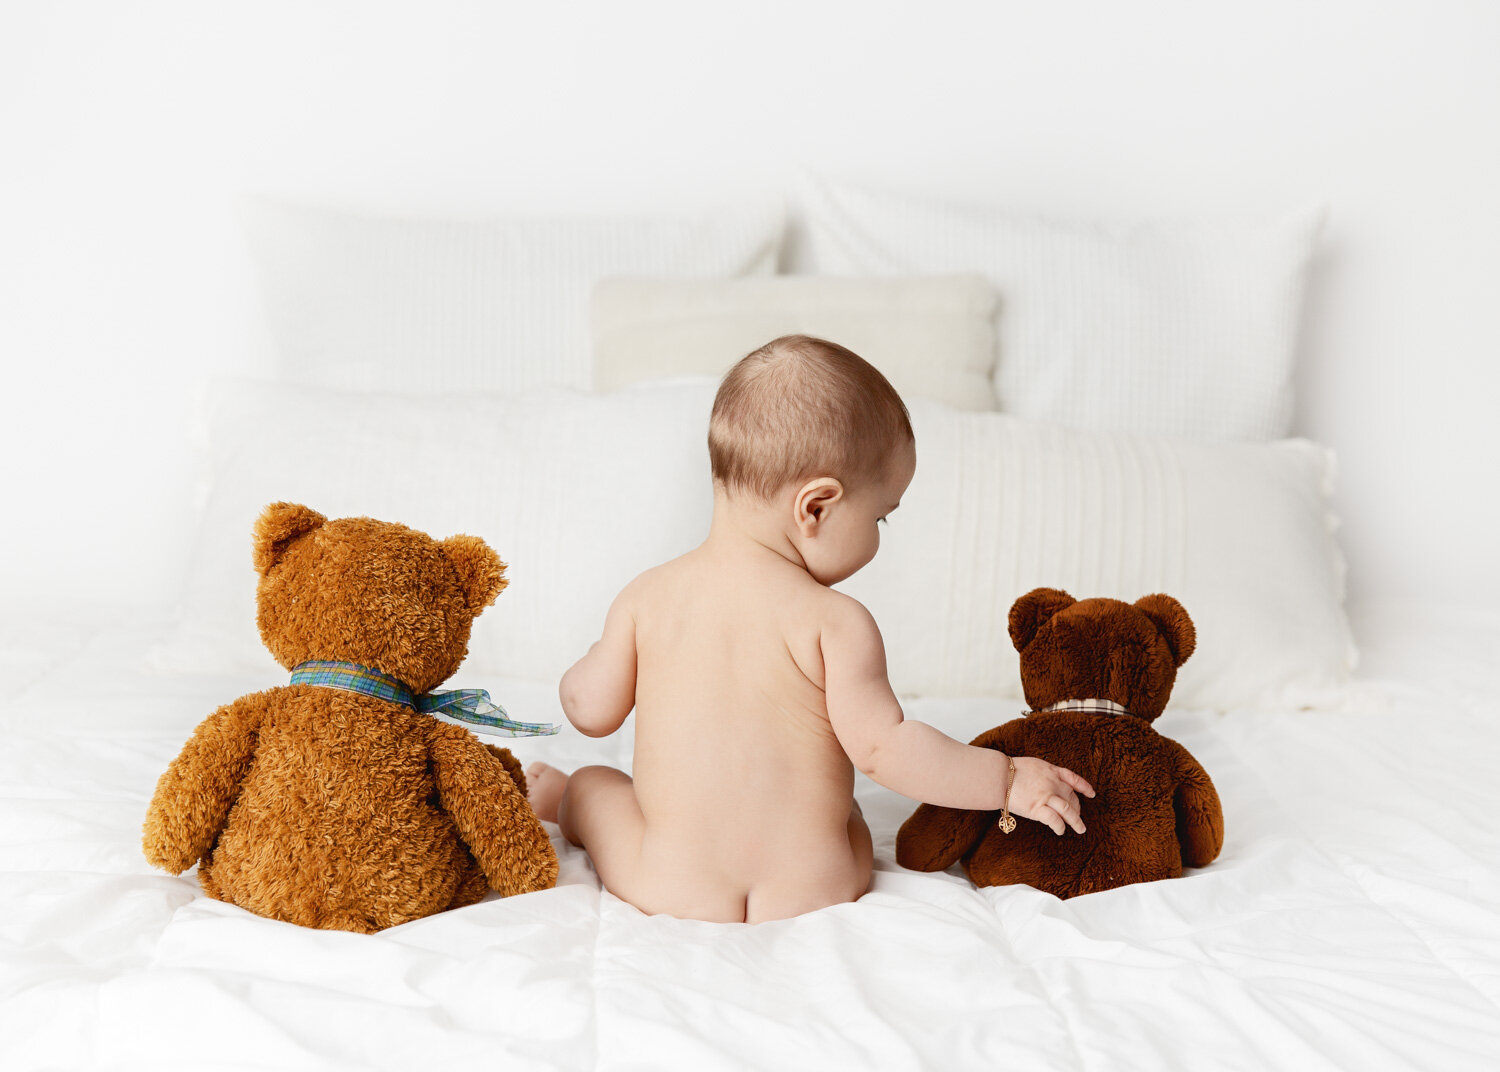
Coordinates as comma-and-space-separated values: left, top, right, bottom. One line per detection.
703, 488, 808, 575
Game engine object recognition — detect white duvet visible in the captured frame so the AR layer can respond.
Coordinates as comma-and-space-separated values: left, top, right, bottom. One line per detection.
3, 606, 1498, 1071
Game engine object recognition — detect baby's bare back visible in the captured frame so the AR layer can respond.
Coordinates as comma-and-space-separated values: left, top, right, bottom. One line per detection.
624, 548, 871, 919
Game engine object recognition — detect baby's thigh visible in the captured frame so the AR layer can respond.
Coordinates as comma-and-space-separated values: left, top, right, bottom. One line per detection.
558, 768, 659, 903
558, 765, 645, 865
558, 767, 668, 907
559, 767, 747, 921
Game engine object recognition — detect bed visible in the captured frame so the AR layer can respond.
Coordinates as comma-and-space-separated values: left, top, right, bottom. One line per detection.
4, 183, 1498, 1071
4, 607, 1499, 1069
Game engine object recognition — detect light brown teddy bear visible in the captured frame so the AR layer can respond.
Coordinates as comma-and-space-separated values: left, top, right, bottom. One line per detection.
895, 588, 1224, 899
143, 502, 559, 932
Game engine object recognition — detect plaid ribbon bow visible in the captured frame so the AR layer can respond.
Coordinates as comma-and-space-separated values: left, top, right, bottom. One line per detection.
289, 659, 561, 738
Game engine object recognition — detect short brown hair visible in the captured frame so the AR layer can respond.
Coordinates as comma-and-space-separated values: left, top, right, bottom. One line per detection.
709, 335, 913, 501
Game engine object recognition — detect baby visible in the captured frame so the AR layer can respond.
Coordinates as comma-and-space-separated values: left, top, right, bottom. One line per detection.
528, 335, 1094, 923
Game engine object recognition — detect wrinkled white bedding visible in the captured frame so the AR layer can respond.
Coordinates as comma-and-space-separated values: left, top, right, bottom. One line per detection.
3, 605, 1498, 1071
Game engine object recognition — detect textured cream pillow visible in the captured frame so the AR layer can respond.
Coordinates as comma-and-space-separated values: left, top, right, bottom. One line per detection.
591, 274, 999, 410
238, 197, 784, 395
796, 177, 1324, 441
838, 399, 1355, 710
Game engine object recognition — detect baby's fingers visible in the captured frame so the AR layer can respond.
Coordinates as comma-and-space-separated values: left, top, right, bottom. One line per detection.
1033, 803, 1066, 836
1049, 793, 1086, 835
1056, 765, 1095, 799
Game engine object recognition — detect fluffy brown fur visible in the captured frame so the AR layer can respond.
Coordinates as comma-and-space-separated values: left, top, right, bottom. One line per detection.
895, 588, 1224, 899
143, 503, 558, 932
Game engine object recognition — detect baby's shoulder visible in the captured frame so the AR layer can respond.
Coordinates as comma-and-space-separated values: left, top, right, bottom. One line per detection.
809, 588, 883, 647
614, 551, 722, 616
611, 559, 677, 609
784, 590, 885, 688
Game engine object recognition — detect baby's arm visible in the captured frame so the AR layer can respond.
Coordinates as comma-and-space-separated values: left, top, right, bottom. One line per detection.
823, 598, 1094, 835
558, 585, 638, 738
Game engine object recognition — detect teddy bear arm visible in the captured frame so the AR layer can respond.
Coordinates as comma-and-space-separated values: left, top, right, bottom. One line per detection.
1165, 738, 1225, 868
482, 743, 527, 795
430, 732, 559, 896
142, 695, 263, 874
895, 804, 994, 872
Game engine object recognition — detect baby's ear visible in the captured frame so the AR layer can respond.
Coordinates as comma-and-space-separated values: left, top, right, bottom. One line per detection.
794, 477, 845, 533
253, 502, 327, 576
1008, 588, 1076, 652
440, 534, 508, 613
1135, 594, 1196, 667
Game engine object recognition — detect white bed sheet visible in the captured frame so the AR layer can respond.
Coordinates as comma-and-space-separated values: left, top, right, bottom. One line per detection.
2, 605, 1498, 1071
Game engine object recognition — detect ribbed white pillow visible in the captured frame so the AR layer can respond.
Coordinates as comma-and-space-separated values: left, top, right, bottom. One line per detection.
591, 274, 999, 410
796, 177, 1324, 441
159, 380, 1353, 711
838, 400, 1355, 709
237, 197, 785, 394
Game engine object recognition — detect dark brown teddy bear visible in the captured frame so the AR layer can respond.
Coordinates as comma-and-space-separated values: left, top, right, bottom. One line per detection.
143, 502, 558, 932
895, 588, 1224, 899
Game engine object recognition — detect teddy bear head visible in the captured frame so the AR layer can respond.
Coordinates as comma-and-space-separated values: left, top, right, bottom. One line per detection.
1007, 587, 1195, 722
252, 502, 507, 694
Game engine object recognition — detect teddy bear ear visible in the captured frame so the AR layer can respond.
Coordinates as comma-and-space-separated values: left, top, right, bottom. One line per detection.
1135, 593, 1196, 667
252, 502, 327, 576
439, 534, 509, 613
1008, 587, 1076, 652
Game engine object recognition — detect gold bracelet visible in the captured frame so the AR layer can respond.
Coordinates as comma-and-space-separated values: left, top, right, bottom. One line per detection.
999, 757, 1017, 833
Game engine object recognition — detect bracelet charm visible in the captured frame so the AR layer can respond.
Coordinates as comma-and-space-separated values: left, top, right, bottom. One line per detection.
999, 758, 1017, 833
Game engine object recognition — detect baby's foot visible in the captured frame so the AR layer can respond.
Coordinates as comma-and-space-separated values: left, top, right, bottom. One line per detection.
526, 763, 569, 823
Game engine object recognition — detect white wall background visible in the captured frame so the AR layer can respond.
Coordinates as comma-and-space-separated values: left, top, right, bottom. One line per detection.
3, 0, 1498, 623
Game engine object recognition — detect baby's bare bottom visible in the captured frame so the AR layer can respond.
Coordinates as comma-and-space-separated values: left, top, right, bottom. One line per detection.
536, 764, 873, 923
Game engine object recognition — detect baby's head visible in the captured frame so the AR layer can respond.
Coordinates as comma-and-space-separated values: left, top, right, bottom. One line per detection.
709, 335, 915, 585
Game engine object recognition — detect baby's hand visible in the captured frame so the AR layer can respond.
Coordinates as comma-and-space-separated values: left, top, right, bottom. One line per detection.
1008, 757, 1095, 835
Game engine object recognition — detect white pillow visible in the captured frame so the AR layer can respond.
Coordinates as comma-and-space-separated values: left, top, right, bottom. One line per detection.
591, 274, 999, 410
237, 197, 784, 395
160, 380, 1353, 712
157, 378, 720, 683
838, 400, 1355, 709
795, 177, 1324, 441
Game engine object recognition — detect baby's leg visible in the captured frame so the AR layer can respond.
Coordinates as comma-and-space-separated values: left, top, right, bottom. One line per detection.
525, 763, 570, 823
555, 765, 646, 866
529, 764, 649, 900
527, 763, 746, 921
525, 763, 638, 854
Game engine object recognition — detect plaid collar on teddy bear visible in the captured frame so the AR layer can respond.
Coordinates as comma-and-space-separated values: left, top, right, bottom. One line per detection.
289, 659, 560, 738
